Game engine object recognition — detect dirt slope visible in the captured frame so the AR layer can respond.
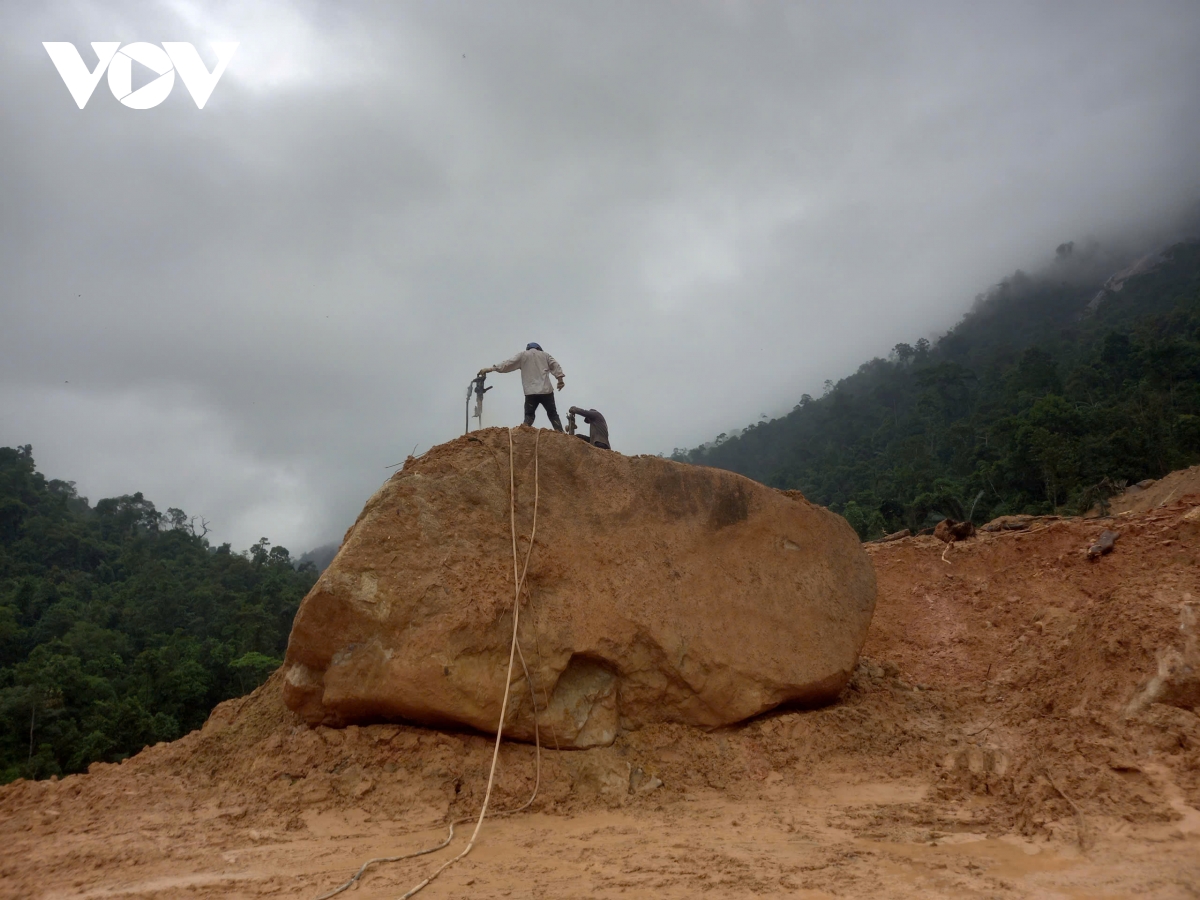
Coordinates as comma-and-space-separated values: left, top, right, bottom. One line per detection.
1110, 464, 1200, 515
1, 490, 1198, 899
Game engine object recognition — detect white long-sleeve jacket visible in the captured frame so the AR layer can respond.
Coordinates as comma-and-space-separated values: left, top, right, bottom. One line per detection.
492, 348, 564, 396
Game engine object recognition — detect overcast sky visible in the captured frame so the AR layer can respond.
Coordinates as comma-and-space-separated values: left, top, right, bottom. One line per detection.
2, 1, 1199, 553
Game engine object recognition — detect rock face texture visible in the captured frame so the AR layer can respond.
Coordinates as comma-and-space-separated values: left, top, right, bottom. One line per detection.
282, 428, 876, 747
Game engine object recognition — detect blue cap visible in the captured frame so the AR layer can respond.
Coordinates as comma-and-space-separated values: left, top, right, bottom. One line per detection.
526, 342, 542, 351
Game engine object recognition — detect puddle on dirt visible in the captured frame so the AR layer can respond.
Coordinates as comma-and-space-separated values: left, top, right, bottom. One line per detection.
795, 778, 930, 808
868, 832, 1081, 879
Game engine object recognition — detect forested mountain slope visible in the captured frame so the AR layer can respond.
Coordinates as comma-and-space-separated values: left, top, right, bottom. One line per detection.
0, 447, 317, 782
674, 241, 1200, 538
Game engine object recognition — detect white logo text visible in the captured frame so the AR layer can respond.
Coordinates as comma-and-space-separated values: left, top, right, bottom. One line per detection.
43, 42, 238, 109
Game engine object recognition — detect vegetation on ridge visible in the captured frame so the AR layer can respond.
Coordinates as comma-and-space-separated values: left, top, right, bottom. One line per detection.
0, 446, 317, 783
673, 241, 1200, 538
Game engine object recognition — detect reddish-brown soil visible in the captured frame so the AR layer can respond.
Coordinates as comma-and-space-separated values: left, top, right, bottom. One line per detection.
2, 494, 1198, 899
1110, 464, 1200, 515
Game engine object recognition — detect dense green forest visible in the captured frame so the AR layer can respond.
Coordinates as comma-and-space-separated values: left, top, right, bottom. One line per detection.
0, 447, 317, 783
674, 240, 1200, 538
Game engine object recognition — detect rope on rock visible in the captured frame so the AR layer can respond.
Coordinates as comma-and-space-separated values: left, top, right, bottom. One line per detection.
313, 427, 544, 900
395, 426, 540, 898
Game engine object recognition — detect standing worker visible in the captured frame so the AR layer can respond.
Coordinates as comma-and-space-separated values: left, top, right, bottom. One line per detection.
479, 343, 566, 431
568, 406, 610, 450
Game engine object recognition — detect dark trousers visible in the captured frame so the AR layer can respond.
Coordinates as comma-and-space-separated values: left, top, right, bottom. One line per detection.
523, 393, 563, 431
574, 434, 611, 450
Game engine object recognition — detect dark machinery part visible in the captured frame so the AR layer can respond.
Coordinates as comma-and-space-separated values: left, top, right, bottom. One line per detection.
465, 373, 493, 434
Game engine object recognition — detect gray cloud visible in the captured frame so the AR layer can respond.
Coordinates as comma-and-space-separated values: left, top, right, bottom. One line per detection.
2, 0, 1199, 550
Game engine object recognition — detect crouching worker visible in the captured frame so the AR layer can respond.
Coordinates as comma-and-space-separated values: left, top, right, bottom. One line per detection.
479, 342, 565, 431
568, 406, 610, 450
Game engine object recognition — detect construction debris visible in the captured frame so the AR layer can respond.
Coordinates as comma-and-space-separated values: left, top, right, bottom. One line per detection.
934, 518, 975, 543
1086, 528, 1120, 559
871, 527, 911, 544
981, 514, 1036, 532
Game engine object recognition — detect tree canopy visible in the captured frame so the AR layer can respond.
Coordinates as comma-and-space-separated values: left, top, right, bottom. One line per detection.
674, 241, 1200, 538
0, 447, 317, 782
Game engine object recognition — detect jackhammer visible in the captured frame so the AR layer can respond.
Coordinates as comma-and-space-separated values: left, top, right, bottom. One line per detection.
465, 372, 492, 434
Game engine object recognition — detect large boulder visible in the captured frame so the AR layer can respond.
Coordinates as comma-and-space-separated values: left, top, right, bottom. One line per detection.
282, 428, 876, 747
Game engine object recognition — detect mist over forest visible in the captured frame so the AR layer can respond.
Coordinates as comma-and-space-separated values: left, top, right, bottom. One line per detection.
674, 232, 1200, 538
